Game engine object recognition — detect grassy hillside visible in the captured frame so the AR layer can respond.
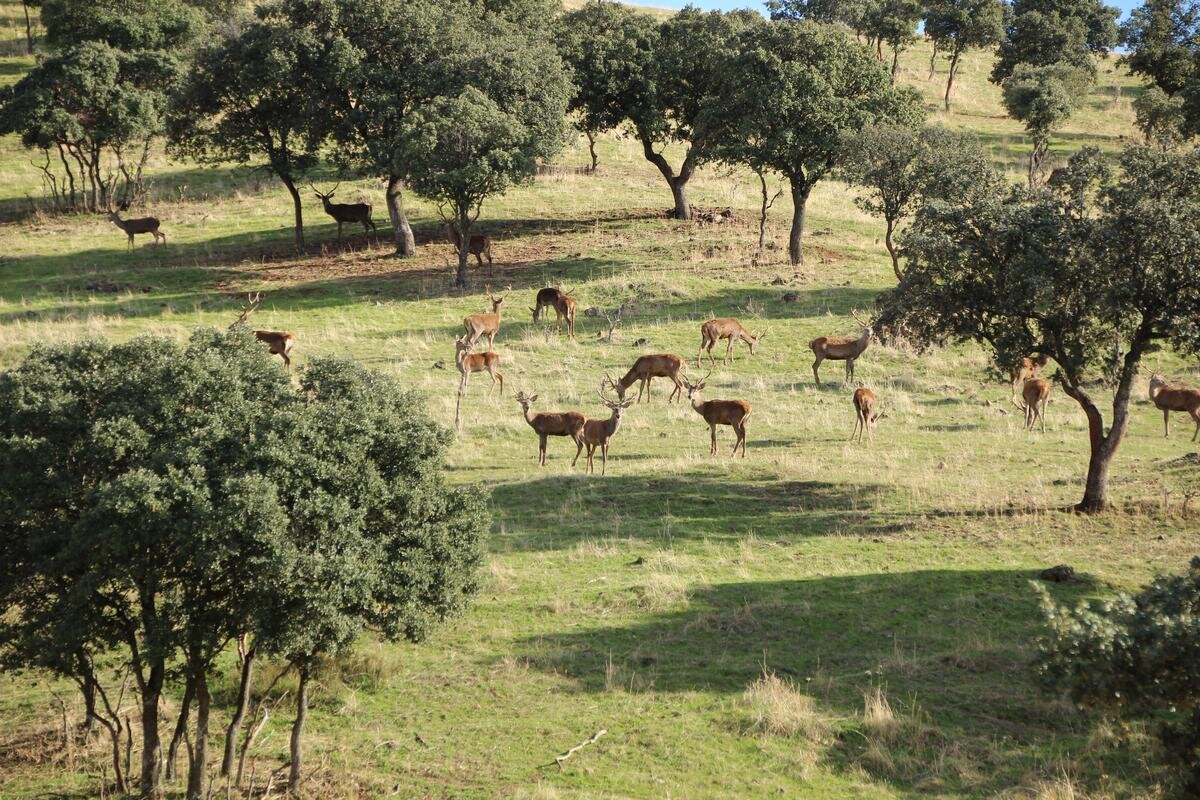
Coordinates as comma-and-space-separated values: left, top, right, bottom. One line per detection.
0, 5, 1192, 799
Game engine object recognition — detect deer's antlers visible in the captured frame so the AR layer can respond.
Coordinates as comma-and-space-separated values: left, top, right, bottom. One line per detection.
235, 292, 262, 324
850, 308, 871, 328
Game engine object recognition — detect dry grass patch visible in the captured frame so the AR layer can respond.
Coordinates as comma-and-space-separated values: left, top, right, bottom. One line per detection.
741, 670, 830, 742
631, 572, 690, 611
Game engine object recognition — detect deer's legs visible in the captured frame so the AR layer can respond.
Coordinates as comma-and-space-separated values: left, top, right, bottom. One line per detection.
1164, 409, 1171, 437
1040, 401, 1047, 433
669, 377, 681, 403
724, 338, 734, 365
1192, 413, 1200, 442
811, 356, 823, 386
735, 423, 748, 456
490, 370, 503, 395
574, 437, 585, 467
709, 423, 717, 456
538, 434, 547, 466
601, 443, 608, 475
845, 358, 855, 384
336, 221, 343, 244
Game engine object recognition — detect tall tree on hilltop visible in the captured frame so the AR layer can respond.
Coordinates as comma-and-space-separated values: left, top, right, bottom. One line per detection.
924, 0, 1005, 109
1121, 0, 1200, 95
991, 0, 1120, 84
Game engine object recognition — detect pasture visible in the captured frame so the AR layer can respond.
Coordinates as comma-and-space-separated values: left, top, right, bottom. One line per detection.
0, 8, 1196, 797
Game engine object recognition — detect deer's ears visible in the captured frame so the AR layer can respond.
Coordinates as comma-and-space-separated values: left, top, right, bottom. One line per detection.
529, 394, 538, 402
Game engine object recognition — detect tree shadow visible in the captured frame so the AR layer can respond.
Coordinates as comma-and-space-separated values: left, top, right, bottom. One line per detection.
516, 570, 1129, 795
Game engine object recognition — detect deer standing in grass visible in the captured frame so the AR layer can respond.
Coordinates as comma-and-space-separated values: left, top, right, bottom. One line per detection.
311, 183, 376, 244
682, 372, 751, 457
810, 311, 872, 385
454, 336, 503, 395
572, 377, 635, 475
463, 287, 505, 349
445, 223, 494, 272
697, 318, 766, 367
1010, 354, 1050, 404
612, 354, 687, 403
530, 287, 576, 338
107, 209, 165, 249
1148, 373, 1200, 440
231, 293, 295, 368
514, 391, 586, 466
1020, 378, 1052, 432
850, 387, 886, 443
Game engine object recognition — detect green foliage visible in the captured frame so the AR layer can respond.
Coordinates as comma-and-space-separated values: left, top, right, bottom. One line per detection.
924, 0, 1005, 108
991, 0, 1121, 84
881, 145, 1200, 510
1035, 557, 1200, 792
866, 0, 924, 72
1001, 62, 1085, 183
1133, 83, 1189, 147
38, 0, 202, 52
1120, 0, 1199, 95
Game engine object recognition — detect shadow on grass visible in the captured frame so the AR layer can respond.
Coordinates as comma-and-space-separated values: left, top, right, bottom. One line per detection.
517, 570, 1136, 795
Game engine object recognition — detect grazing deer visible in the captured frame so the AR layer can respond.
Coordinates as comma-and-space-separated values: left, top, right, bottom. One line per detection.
311, 183, 377, 243
231, 293, 296, 368
697, 318, 766, 367
682, 372, 751, 457
613, 353, 686, 403
850, 387, 886, 443
454, 336, 503, 395
445, 224, 493, 271
1021, 378, 1052, 432
1010, 354, 1050, 404
1148, 373, 1200, 440
107, 209, 165, 249
463, 287, 505, 349
530, 287, 576, 338
572, 377, 635, 475
514, 391, 586, 466
810, 311, 872, 385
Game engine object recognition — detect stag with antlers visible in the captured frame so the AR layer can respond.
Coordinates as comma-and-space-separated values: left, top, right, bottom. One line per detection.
810, 311, 872, 385
613, 354, 687, 403
311, 183, 376, 244
107, 207, 165, 249
697, 318, 766, 367
454, 336, 504, 395
514, 391, 586, 466
850, 387, 886, 443
530, 287, 576, 338
231, 293, 295, 368
682, 372, 751, 457
1148, 373, 1200, 440
463, 286, 505, 349
571, 377, 635, 475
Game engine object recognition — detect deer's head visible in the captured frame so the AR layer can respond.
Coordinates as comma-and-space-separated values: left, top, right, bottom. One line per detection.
514, 391, 538, 412
599, 376, 634, 417
682, 371, 710, 400
232, 292, 262, 328
748, 330, 767, 354
850, 309, 874, 339
310, 182, 339, 204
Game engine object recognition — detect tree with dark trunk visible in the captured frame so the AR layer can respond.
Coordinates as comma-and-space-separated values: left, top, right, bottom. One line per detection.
879, 145, 1200, 513
924, 0, 1004, 110
1001, 63, 1083, 188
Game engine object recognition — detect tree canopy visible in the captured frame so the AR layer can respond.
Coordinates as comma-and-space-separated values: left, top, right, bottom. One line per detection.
924, 0, 1005, 109
1121, 0, 1199, 95
1001, 63, 1085, 186
991, 0, 1121, 83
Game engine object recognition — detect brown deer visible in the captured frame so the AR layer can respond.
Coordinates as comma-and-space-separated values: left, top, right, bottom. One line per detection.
1010, 354, 1050, 403
1021, 378, 1052, 432
454, 336, 503, 395
1148, 373, 1200, 440
445, 223, 493, 271
530, 287, 576, 338
697, 318, 766, 367
514, 391, 586, 466
463, 287, 505, 349
682, 372, 751, 457
311, 183, 376, 243
107, 209, 165, 249
571, 377, 635, 475
810, 311, 872, 385
613, 354, 686, 403
231, 293, 296, 368
850, 387, 886, 443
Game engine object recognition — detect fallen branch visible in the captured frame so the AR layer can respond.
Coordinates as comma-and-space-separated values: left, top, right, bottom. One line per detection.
554, 729, 607, 770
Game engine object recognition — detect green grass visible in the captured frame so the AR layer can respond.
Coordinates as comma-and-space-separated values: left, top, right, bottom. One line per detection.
0, 9, 1194, 799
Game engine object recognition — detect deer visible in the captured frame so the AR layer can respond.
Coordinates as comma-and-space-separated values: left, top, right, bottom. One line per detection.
463, 287, 505, 349
231, 293, 296, 368
1020, 378, 1052, 432
850, 387, 886, 443
530, 287, 576, 338
311, 183, 376, 243
682, 371, 751, 457
612, 353, 687, 404
1010, 354, 1050, 405
571, 377, 635, 475
444, 223, 493, 272
810, 311, 872, 386
514, 391, 586, 466
1148, 373, 1200, 441
107, 208, 165, 249
697, 318, 766, 367
454, 336, 503, 395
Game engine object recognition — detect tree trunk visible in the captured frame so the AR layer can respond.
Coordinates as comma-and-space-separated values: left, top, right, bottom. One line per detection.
757, 170, 769, 252
282, 175, 305, 253
788, 180, 812, 267
890, 46, 900, 82
186, 667, 209, 800
385, 175, 416, 257
884, 217, 901, 280
928, 41, 938, 79
22, 1, 33, 54
585, 129, 599, 173
288, 666, 310, 794
944, 49, 960, 111
455, 207, 471, 287
220, 645, 254, 777
165, 675, 194, 781
638, 132, 692, 220
140, 662, 165, 800
669, 179, 690, 221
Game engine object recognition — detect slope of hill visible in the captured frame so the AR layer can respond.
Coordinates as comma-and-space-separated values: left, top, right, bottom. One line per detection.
0, 4, 1190, 799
